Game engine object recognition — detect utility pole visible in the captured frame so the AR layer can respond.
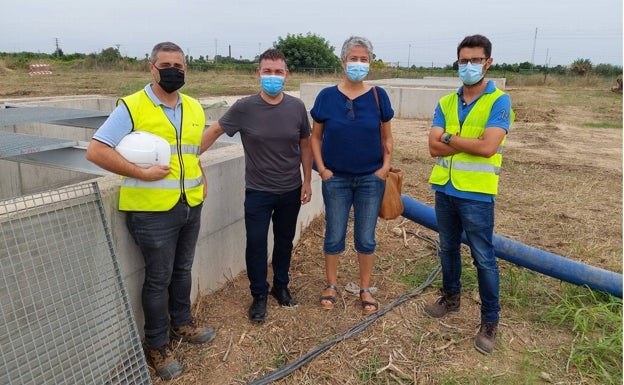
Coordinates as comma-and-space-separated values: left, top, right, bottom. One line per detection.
531, 27, 538, 71
407, 44, 411, 69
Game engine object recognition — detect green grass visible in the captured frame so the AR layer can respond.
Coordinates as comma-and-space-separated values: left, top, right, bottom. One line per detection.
396, 250, 622, 384
581, 121, 622, 128
543, 284, 623, 384
358, 352, 383, 383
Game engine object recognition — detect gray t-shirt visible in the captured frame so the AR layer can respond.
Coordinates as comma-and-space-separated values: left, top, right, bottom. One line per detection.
218, 93, 311, 193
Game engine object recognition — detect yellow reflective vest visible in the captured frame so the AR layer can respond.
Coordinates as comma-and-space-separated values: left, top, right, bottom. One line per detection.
118, 89, 205, 211
428, 88, 513, 195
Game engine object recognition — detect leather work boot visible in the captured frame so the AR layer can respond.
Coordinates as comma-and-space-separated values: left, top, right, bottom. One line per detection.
270, 286, 298, 307
248, 295, 267, 323
171, 322, 216, 344
144, 345, 183, 380
474, 321, 498, 355
423, 290, 461, 318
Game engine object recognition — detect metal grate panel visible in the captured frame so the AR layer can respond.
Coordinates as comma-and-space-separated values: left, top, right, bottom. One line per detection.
0, 131, 78, 159
0, 106, 109, 127
0, 183, 151, 385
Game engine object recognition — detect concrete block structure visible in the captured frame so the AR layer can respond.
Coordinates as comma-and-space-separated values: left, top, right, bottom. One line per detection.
300, 77, 506, 120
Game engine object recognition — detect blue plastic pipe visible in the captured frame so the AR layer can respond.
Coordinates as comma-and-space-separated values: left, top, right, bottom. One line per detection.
401, 195, 623, 298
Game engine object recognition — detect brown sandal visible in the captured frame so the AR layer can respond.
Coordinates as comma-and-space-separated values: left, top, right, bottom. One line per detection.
360, 288, 379, 314
320, 285, 338, 310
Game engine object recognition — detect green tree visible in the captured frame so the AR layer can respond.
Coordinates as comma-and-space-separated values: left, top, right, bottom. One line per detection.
99, 47, 122, 63
274, 33, 341, 73
52, 48, 64, 58
594, 63, 623, 77
570, 58, 593, 76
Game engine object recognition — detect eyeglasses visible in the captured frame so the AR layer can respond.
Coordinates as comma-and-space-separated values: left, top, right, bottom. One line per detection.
345, 99, 355, 120
458, 57, 488, 66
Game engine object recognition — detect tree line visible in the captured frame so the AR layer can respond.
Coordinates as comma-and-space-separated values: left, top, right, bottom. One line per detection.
1, 33, 621, 77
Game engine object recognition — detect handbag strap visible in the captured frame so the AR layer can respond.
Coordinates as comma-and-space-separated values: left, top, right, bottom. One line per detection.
372, 86, 381, 115
372, 86, 384, 155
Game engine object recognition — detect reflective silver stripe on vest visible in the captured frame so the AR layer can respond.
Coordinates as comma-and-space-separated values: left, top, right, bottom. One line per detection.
435, 158, 451, 168
452, 161, 500, 175
121, 176, 203, 189
497, 145, 504, 154
170, 144, 200, 156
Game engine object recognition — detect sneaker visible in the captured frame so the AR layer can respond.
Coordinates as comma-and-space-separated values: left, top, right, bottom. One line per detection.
171, 322, 216, 344
474, 321, 498, 355
144, 345, 183, 380
423, 290, 460, 318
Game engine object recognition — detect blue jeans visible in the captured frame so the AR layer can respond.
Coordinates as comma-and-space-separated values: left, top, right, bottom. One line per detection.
126, 201, 202, 348
322, 173, 385, 255
434, 191, 500, 322
244, 187, 301, 297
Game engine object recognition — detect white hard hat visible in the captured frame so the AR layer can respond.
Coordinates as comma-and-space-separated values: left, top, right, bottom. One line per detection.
115, 131, 171, 168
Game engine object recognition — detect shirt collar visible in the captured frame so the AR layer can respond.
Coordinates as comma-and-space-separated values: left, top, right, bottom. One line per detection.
144, 83, 181, 108
457, 79, 495, 96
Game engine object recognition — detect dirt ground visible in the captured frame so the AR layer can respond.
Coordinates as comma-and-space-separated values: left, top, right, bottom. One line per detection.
145, 85, 622, 385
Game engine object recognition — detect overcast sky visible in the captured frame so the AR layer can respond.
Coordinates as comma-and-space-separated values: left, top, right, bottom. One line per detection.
1, 0, 621, 67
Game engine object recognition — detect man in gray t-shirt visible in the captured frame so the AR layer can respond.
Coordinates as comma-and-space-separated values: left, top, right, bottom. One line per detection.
200, 49, 312, 323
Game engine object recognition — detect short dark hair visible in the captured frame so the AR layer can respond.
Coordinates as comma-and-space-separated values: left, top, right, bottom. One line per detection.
150, 42, 184, 64
259, 48, 287, 67
457, 35, 492, 58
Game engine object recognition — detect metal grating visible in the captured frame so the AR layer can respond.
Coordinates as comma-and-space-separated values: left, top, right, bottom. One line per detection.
0, 183, 151, 385
0, 131, 78, 159
0, 106, 109, 128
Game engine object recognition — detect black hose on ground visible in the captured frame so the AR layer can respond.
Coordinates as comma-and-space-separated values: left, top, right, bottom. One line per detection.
248, 231, 441, 385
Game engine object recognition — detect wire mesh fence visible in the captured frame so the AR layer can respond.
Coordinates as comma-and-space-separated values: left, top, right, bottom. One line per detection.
0, 182, 151, 385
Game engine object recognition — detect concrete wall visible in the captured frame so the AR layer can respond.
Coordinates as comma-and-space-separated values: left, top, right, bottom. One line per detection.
300, 77, 506, 120
93, 145, 324, 332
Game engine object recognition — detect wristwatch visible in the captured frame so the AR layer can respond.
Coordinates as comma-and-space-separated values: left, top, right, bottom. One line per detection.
442, 133, 452, 144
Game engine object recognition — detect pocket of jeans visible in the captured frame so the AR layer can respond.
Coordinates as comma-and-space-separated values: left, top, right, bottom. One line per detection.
372, 173, 385, 182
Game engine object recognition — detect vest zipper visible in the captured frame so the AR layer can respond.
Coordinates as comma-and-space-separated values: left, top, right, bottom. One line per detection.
178, 105, 186, 202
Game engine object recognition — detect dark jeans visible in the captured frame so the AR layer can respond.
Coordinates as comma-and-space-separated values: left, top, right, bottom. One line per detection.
244, 187, 301, 297
434, 191, 500, 323
126, 201, 202, 348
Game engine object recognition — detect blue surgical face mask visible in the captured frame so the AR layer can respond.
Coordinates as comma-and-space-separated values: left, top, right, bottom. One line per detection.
260, 75, 285, 96
458, 62, 484, 86
345, 62, 370, 82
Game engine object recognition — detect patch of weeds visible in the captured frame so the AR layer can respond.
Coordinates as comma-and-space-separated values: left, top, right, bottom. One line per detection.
271, 354, 287, 368
543, 284, 623, 385
358, 352, 383, 383
500, 266, 533, 308
581, 121, 622, 129
118, 81, 146, 94
395, 258, 440, 289
458, 257, 479, 291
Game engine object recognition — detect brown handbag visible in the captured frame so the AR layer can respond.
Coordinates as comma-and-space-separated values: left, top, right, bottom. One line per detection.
379, 167, 404, 219
372, 87, 404, 220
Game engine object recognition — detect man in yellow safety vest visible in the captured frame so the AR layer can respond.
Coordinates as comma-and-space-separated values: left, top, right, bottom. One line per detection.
423, 34, 514, 355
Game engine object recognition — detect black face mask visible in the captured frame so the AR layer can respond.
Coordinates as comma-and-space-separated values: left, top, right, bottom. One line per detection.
156, 67, 185, 93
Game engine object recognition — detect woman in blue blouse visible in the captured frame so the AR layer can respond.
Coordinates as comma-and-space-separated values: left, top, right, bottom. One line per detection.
310, 36, 394, 314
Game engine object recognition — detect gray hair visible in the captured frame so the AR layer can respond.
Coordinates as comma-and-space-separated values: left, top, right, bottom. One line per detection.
149, 42, 184, 64
340, 36, 373, 61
